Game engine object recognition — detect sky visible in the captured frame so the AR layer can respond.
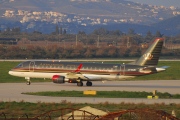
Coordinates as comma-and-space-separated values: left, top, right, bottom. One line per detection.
127, 0, 180, 7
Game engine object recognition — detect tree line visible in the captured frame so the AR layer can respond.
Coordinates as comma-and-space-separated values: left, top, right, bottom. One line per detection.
0, 26, 179, 59
0, 43, 179, 59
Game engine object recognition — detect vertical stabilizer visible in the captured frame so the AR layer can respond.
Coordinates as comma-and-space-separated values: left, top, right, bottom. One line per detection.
132, 38, 164, 66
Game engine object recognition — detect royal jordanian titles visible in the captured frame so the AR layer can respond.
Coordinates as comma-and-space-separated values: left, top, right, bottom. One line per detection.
9, 38, 168, 86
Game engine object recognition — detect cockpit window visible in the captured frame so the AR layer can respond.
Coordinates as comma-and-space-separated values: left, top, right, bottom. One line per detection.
16, 63, 23, 68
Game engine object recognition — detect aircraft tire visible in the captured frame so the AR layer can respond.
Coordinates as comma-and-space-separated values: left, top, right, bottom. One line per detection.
86, 81, 92, 86
77, 82, 83, 86
26, 81, 31, 85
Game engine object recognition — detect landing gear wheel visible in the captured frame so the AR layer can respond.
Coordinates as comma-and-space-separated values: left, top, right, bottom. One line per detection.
25, 77, 31, 85
77, 82, 83, 86
86, 81, 92, 86
26, 81, 31, 85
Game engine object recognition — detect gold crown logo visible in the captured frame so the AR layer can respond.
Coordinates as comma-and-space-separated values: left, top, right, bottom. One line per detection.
143, 53, 153, 60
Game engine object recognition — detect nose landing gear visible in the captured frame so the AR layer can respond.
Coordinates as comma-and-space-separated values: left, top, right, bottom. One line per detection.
25, 77, 31, 85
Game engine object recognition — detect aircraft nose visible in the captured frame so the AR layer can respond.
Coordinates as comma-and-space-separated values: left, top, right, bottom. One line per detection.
9, 71, 13, 75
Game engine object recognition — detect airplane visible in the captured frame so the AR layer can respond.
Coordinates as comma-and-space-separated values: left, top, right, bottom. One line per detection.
9, 37, 168, 86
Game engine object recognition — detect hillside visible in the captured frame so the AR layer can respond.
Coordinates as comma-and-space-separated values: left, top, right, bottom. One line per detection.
152, 15, 180, 30
0, 0, 179, 35
0, 0, 177, 22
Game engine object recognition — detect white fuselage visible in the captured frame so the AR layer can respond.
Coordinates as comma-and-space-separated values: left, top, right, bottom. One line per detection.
8, 71, 135, 81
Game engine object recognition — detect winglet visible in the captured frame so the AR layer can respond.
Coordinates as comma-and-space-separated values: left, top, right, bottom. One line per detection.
74, 64, 83, 72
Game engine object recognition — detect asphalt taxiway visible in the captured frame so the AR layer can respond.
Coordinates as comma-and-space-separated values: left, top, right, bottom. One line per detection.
0, 80, 180, 104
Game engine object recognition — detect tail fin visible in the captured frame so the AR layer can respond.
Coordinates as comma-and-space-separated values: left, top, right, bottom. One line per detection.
130, 38, 164, 66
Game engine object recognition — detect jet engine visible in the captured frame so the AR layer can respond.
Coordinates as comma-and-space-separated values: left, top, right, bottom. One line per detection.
52, 75, 65, 84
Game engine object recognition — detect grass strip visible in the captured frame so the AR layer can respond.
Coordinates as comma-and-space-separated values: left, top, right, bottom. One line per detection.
22, 90, 180, 99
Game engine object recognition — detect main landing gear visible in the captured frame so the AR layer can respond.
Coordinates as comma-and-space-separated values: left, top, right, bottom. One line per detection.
86, 81, 92, 86
77, 82, 83, 86
77, 81, 92, 87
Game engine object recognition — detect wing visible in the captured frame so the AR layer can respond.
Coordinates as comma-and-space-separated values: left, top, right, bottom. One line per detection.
66, 72, 89, 80
66, 64, 89, 80
66, 64, 103, 81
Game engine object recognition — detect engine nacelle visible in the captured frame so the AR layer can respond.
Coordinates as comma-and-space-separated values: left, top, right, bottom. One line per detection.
52, 75, 65, 84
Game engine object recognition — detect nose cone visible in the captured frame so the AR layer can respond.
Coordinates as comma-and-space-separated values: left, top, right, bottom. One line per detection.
9, 71, 13, 75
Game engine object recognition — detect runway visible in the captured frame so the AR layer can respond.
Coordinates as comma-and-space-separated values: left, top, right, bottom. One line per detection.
0, 80, 180, 104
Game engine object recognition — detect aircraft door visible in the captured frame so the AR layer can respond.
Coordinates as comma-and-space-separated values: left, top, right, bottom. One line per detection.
29, 61, 35, 72
120, 64, 125, 75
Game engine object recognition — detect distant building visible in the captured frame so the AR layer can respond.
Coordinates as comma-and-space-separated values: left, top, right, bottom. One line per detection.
60, 106, 107, 120
0, 38, 18, 45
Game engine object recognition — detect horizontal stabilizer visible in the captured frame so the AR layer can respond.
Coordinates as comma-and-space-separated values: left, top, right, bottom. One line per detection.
156, 66, 170, 72
160, 66, 170, 69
